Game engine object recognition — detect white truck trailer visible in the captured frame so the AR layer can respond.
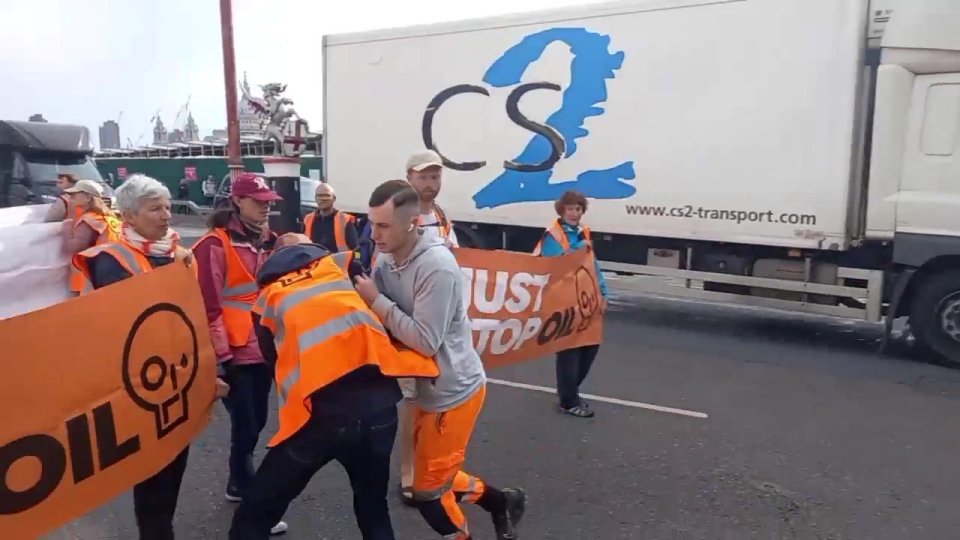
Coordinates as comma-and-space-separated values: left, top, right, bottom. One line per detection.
322, 0, 960, 365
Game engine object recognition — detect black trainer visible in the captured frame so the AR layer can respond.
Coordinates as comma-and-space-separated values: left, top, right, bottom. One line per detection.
492, 487, 527, 539
225, 481, 242, 503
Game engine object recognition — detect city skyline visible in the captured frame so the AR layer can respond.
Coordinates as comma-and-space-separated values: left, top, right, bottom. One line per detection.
0, 0, 598, 149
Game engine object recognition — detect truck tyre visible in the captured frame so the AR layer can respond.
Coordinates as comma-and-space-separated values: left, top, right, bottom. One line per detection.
908, 269, 960, 368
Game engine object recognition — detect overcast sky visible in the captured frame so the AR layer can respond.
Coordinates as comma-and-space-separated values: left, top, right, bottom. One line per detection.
0, 0, 606, 148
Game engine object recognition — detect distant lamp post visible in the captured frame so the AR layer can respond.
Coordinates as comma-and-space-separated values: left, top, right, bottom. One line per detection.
219, 0, 243, 180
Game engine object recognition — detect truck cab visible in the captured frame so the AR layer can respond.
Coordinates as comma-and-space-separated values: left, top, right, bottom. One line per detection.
865, 0, 960, 362
0, 120, 114, 208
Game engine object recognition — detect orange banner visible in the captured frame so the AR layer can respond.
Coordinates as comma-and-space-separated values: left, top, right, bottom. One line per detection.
454, 247, 604, 369
0, 263, 217, 538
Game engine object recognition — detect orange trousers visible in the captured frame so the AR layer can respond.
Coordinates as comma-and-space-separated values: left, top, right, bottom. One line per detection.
411, 384, 488, 537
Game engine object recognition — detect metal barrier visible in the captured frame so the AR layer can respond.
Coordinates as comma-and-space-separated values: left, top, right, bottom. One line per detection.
170, 200, 212, 217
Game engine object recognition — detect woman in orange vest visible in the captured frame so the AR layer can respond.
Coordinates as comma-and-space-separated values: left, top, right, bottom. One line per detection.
61, 179, 122, 255
534, 189, 609, 418
193, 172, 288, 536
302, 182, 358, 252
72, 173, 229, 540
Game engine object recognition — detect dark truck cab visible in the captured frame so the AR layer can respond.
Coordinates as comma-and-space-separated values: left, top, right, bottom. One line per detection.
0, 120, 113, 208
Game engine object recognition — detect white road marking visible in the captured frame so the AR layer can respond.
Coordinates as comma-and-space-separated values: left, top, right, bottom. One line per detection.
486, 378, 709, 419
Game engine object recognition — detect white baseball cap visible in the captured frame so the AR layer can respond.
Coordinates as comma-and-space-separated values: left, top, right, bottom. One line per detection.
406, 150, 444, 172
63, 179, 104, 197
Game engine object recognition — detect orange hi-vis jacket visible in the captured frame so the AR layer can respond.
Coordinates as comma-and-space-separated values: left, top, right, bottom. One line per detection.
421, 204, 452, 239
532, 220, 592, 256
254, 250, 440, 447
77, 211, 123, 245
60, 195, 86, 220
197, 228, 260, 347
68, 212, 124, 294
73, 240, 197, 296
71, 239, 155, 296
303, 210, 356, 252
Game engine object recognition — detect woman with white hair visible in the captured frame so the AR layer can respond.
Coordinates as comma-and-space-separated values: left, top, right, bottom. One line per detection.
71, 174, 229, 540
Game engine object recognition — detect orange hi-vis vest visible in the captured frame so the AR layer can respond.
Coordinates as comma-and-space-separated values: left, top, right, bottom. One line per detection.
71, 239, 154, 296
420, 204, 452, 240
198, 228, 260, 347
77, 211, 122, 245
60, 195, 85, 220
304, 210, 356, 252
254, 250, 439, 447
532, 220, 592, 256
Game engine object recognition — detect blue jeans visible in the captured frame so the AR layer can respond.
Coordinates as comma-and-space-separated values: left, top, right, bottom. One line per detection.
221, 363, 272, 498
229, 406, 399, 540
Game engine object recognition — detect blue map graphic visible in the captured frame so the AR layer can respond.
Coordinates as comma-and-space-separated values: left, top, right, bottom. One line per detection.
472, 27, 637, 209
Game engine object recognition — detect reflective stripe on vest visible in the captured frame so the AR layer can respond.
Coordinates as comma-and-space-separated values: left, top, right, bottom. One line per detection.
532, 221, 591, 256
71, 240, 152, 295
305, 211, 355, 252
333, 212, 355, 252
255, 250, 437, 447
199, 228, 259, 347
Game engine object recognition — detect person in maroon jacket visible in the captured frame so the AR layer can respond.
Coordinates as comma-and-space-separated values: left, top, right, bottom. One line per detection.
193, 173, 288, 536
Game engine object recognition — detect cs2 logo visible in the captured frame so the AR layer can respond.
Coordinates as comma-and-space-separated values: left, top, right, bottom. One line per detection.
422, 27, 637, 210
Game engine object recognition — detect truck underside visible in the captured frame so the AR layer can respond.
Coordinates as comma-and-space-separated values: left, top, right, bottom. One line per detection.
445, 220, 960, 367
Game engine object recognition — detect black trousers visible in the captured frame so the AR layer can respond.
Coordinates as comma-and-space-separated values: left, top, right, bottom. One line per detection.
222, 363, 273, 497
556, 344, 600, 409
229, 406, 399, 540
133, 446, 190, 540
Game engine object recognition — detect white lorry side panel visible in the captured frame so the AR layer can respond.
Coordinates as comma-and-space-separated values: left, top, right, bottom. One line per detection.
324, 0, 867, 249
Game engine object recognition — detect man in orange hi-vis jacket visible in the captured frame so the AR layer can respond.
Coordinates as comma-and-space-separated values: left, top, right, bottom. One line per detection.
229, 233, 438, 540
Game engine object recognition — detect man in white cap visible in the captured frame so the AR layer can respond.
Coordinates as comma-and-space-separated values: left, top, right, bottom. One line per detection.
406, 150, 458, 248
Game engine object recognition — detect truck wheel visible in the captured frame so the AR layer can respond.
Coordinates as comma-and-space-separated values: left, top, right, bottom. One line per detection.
909, 269, 960, 367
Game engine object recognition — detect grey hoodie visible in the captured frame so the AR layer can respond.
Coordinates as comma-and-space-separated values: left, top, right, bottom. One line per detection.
371, 233, 486, 412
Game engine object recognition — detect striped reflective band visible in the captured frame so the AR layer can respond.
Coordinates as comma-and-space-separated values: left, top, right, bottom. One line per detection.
332, 251, 351, 271
223, 282, 258, 297
412, 479, 456, 501
223, 299, 254, 311
264, 279, 355, 330
277, 310, 386, 407
80, 280, 94, 294
109, 245, 146, 275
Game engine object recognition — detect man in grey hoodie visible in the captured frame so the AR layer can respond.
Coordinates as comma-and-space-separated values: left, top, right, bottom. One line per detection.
354, 180, 527, 540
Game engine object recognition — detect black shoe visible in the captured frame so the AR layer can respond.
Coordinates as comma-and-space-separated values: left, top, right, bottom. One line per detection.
225, 481, 242, 503
396, 483, 417, 508
492, 488, 527, 539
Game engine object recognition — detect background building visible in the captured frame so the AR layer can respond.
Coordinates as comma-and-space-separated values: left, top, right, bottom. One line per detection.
99, 120, 121, 149
28, 114, 47, 123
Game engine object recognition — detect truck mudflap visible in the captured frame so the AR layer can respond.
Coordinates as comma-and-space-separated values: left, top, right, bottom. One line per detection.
878, 268, 914, 355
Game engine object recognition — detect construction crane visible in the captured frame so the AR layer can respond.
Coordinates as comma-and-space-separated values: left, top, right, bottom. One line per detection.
173, 95, 191, 127
171, 95, 192, 142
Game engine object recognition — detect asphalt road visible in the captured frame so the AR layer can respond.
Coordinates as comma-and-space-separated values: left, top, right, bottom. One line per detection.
45, 224, 960, 539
